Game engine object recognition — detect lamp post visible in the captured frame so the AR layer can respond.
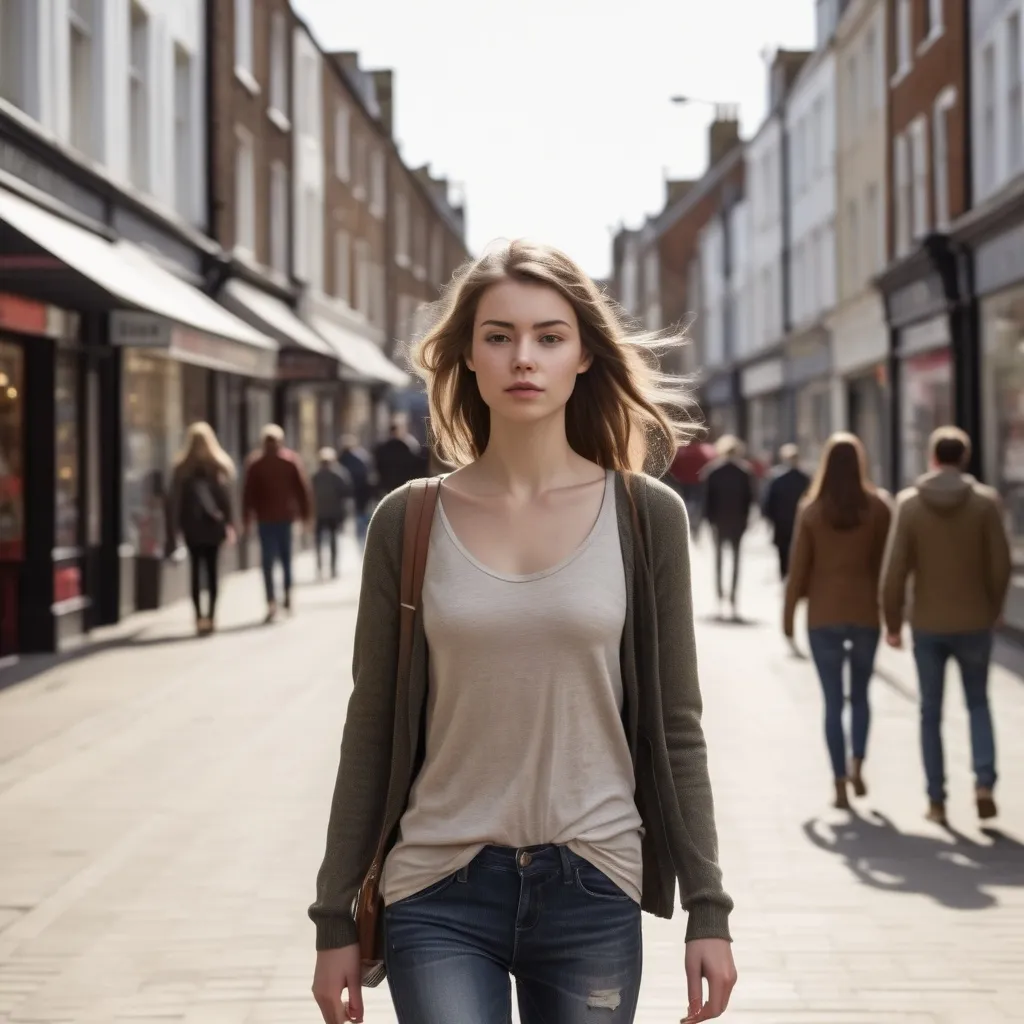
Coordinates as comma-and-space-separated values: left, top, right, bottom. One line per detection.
669, 96, 740, 119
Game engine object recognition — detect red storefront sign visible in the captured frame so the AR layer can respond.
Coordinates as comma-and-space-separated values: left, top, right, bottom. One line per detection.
0, 293, 47, 335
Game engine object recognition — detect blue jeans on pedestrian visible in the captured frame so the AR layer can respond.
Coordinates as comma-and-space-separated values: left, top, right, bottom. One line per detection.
257, 521, 292, 605
807, 625, 880, 780
912, 630, 997, 803
385, 844, 642, 1024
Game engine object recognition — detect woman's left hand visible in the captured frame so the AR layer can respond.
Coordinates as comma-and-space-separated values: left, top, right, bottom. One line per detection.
682, 938, 737, 1021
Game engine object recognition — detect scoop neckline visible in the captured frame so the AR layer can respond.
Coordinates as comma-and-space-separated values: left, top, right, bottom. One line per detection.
436, 470, 614, 583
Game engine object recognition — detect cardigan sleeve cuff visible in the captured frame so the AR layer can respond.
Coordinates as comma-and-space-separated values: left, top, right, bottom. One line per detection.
315, 915, 359, 951
684, 901, 733, 943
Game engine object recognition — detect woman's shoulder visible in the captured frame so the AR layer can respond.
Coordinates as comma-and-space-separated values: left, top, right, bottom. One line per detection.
622, 472, 687, 525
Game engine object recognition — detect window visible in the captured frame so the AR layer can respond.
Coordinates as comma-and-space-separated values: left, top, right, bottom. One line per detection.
982, 43, 997, 195
128, 2, 149, 190
269, 161, 288, 275
234, 0, 253, 77
1009, 13, 1023, 174
847, 53, 859, 134
923, 0, 943, 42
173, 46, 193, 219
334, 230, 351, 303
866, 181, 881, 272
269, 10, 287, 119
864, 26, 880, 111
334, 104, 350, 180
429, 226, 444, 286
69, 0, 97, 157
302, 186, 322, 290
234, 127, 256, 254
412, 215, 426, 277
909, 116, 929, 239
846, 199, 860, 292
0, 0, 25, 108
896, 0, 912, 77
932, 89, 955, 229
370, 148, 386, 218
354, 240, 371, 317
373, 264, 386, 328
395, 192, 410, 264
353, 133, 368, 199
894, 132, 911, 257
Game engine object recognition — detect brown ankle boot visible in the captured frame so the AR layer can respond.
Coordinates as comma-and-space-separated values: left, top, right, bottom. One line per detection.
833, 779, 851, 810
850, 758, 867, 797
976, 788, 997, 820
926, 801, 947, 824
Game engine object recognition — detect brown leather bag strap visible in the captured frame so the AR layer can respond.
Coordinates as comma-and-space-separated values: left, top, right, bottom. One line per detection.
365, 477, 441, 877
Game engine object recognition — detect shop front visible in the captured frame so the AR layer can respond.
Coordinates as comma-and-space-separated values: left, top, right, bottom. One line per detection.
740, 355, 785, 469
784, 327, 833, 473
701, 369, 741, 442
962, 179, 1024, 632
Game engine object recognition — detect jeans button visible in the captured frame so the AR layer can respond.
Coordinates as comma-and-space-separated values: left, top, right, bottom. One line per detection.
518, 850, 532, 868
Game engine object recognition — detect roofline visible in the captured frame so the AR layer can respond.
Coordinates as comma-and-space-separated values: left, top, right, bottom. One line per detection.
655, 144, 744, 237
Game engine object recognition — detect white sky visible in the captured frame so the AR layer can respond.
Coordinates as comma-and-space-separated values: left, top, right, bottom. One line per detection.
292, 0, 816, 280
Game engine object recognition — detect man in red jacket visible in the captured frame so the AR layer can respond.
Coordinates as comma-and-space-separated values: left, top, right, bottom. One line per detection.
243, 424, 313, 622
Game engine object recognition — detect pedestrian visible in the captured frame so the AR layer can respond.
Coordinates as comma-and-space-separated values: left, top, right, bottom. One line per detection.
667, 439, 715, 536
242, 424, 313, 623
338, 435, 375, 547
700, 435, 757, 620
373, 414, 424, 496
166, 422, 237, 636
312, 447, 353, 580
310, 240, 736, 1024
880, 426, 1011, 825
761, 443, 811, 579
782, 433, 891, 809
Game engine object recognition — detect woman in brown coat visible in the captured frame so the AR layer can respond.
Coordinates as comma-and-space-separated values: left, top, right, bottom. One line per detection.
783, 433, 891, 809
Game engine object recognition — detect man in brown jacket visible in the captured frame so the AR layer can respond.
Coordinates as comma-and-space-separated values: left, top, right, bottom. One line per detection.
880, 426, 1011, 824
243, 424, 313, 622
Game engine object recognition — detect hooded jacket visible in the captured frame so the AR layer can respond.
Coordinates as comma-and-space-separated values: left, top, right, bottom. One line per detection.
880, 469, 1011, 634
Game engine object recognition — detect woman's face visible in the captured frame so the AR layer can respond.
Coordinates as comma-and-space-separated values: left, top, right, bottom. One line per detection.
466, 278, 592, 424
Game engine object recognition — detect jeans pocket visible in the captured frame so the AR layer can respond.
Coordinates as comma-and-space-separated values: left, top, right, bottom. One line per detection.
388, 873, 458, 908
574, 860, 632, 902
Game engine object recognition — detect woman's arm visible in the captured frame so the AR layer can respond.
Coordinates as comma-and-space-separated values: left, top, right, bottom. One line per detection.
782, 508, 812, 637
308, 489, 406, 950
647, 481, 733, 942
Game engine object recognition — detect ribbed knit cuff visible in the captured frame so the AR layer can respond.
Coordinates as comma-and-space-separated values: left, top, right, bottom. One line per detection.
315, 916, 359, 952
684, 901, 733, 943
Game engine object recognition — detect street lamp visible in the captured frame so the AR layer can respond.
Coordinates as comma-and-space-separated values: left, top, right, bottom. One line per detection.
669, 96, 740, 119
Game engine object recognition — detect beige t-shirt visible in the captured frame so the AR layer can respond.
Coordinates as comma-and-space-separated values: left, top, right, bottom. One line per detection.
382, 470, 644, 905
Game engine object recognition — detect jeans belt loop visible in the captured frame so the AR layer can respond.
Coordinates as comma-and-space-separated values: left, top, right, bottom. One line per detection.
557, 845, 573, 885
456, 863, 470, 883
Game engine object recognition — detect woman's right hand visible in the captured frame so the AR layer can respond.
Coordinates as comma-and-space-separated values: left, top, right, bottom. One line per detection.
312, 944, 363, 1023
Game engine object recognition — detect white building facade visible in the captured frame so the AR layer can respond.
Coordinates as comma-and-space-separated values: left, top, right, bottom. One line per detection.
828, 0, 890, 484
0, 0, 206, 227
784, 40, 838, 471
292, 25, 325, 297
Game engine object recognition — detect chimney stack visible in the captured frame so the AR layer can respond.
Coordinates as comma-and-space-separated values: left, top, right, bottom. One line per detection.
369, 69, 394, 136
708, 105, 740, 166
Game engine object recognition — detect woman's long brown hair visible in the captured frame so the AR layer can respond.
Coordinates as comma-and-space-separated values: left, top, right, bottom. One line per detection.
804, 432, 875, 529
410, 239, 698, 475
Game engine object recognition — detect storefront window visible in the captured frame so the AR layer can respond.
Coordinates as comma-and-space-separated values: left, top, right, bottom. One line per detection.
848, 368, 890, 488
298, 391, 318, 469
982, 286, 1024, 564
246, 386, 273, 451
900, 348, 952, 486
122, 351, 182, 557
54, 352, 80, 550
0, 340, 24, 561
747, 393, 782, 468
181, 364, 211, 429
795, 381, 832, 473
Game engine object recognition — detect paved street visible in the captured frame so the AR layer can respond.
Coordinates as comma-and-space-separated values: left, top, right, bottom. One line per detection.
1, 526, 1023, 1023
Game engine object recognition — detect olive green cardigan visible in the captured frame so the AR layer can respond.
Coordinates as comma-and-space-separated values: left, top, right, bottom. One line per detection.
310, 472, 733, 948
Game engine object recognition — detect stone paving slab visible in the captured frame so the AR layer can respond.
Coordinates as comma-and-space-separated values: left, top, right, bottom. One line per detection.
0, 527, 1021, 1023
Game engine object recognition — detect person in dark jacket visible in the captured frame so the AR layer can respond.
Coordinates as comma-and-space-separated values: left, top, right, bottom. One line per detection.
338, 435, 375, 547
312, 448, 353, 579
242, 424, 313, 622
701, 435, 757, 619
761, 443, 811, 578
667, 440, 715, 536
167, 422, 237, 636
373, 415, 425, 496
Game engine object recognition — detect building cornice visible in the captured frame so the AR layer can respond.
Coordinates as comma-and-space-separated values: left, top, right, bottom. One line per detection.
948, 173, 1024, 248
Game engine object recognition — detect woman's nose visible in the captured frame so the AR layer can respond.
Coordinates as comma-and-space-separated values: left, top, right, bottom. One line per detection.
512, 339, 536, 370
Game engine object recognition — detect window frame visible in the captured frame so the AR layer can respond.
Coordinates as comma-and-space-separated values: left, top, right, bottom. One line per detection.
932, 88, 956, 230
173, 44, 193, 220
894, 0, 913, 80
269, 160, 289, 276
128, 1, 149, 190
334, 229, 351, 304
234, 126, 256, 256
234, 0, 255, 84
909, 115, 929, 240
268, 9, 289, 124
334, 103, 351, 182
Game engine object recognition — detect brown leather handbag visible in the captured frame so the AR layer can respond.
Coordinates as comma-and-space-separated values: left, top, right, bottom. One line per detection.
355, 477, 441, 988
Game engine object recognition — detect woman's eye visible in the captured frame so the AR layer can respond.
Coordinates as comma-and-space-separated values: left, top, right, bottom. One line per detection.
485, 333, 510, 344
540, 334, 562, 345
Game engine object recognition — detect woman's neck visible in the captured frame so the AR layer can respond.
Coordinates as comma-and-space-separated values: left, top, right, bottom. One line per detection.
474, 415, 594, 497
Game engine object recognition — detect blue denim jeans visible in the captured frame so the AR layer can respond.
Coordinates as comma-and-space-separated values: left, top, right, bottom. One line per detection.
912, 630, 997, 803
257, 521, 293, 605
807, 625, 880, 780
384, 845, 642, 1024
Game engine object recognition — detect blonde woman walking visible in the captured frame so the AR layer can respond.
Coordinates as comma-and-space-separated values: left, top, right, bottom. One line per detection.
310, 241, 736, 1024
167, 422, 236, 635
783, 433, 891, 808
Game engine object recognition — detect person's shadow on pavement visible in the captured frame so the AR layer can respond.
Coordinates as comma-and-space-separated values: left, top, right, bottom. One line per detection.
802, 810, 1024, 911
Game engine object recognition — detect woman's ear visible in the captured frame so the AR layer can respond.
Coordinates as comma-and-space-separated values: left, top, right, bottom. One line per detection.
578, 349, 593, 374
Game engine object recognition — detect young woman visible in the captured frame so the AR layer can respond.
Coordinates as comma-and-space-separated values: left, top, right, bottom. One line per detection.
310, 241, 737, 1024
783, 433, 892, 809
167, 422, 236, 635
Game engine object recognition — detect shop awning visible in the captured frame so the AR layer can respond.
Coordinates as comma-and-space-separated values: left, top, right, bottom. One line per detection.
219, 278, 336, 358
0, 187, 278, 362
310, 315, 411, 388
